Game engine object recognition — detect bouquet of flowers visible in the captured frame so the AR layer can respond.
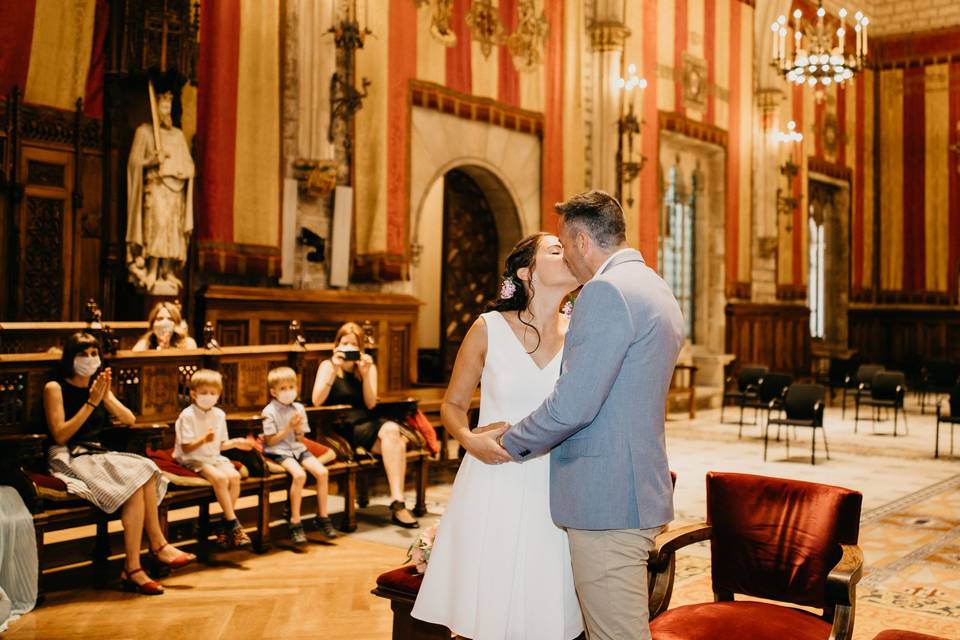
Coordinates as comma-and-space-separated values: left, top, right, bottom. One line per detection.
406, 525, 438, 574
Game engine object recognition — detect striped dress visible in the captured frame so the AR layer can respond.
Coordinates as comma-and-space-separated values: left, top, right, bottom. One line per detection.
46, 379, 167, 514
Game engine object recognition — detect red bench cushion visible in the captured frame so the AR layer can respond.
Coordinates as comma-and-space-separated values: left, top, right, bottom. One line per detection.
376, 565, 423, 596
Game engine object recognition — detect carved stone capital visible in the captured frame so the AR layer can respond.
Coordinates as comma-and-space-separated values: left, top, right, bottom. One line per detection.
589, 21, 630, 52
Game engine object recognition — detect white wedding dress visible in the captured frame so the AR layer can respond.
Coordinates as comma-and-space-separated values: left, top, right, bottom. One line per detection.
411, 311, 583, 639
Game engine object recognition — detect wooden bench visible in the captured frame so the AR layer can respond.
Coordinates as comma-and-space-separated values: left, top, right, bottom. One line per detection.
0, 342, 385, 587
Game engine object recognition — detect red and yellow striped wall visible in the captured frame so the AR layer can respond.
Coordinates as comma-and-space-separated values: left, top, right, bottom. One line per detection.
773, 11, 959, 304
355, 0, 565, 261
195, 0, 282, 277
627, 0, 754, 279
0, 0, 107, 117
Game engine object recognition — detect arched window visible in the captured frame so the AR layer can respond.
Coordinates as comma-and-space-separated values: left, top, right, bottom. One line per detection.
807, 191, 828, 340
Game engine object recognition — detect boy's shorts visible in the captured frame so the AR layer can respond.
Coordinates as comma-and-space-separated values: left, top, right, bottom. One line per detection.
265, 449, 315, 465
182, 456, 237, 475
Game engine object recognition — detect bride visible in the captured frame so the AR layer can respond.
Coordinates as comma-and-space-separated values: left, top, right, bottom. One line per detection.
411, 233, 584, 639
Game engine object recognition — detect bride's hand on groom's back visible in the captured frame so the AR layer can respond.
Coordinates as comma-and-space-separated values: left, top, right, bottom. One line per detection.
468, 422, 512, 465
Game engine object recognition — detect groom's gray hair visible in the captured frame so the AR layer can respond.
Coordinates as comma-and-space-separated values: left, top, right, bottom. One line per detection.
554, 190, 626, 249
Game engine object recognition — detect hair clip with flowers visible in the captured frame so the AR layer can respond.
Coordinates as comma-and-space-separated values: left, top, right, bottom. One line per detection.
500, 279, 517, 300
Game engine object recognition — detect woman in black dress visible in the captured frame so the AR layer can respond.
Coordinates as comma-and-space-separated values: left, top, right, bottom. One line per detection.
43, 333, 195, 595
311, 322, 418, 528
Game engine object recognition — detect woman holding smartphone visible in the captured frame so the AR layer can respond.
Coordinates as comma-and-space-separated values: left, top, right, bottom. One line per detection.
311, 322, 418, 528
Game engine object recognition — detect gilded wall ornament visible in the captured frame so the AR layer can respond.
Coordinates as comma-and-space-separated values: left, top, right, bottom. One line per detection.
465, 0, 504, 59
506, 0, 549, 72
430, 0, 457, 46
682, 54, 708, 112
820, 112, 841, 157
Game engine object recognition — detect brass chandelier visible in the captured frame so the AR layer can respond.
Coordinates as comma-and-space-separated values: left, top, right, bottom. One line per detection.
771, 1, 869, 88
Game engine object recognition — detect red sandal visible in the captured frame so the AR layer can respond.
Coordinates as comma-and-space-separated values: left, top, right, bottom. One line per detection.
120, 567, 164, 595
150, 542, 196, 569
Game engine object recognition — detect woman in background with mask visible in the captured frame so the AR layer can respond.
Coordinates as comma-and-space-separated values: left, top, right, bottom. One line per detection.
311, 322, 418, 529
132, 301, 197, 351
43, 333, 195, 595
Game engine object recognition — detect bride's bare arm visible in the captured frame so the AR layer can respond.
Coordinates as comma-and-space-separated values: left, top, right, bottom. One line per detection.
441, 318, 486, 447
442, 319, 512, 464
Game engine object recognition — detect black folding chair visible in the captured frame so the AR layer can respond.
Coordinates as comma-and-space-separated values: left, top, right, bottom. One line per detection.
855, 371, 907, 436
919, 360, 960, 415
841, 364, 883, 419
721, 365, 768, 427
935, 382, 960, 458
742, 373, 793, 439
765, 383, 828, 465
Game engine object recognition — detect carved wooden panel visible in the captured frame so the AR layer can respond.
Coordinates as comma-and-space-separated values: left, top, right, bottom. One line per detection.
216, 321, 248, 347
388, 326, 410, 390
114, 367, 143, 415
139, 365, 179, 419
0, 373, 27, 435
176, 363, 198, 408
848, 307, 960, 371
725, 303, 811, 376
200, 286, 420, 391
21, 197, 66, 321
220, 363, 239, 408
260, 321, 288, 346
441, 169, 500, 377
26, 160, 66, 188
235, 360, 269, 409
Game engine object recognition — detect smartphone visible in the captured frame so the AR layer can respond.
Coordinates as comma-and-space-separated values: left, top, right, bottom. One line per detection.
343, 350, 361, 361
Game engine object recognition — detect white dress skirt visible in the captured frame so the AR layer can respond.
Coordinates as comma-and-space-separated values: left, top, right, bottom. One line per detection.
412, 311, 583, 639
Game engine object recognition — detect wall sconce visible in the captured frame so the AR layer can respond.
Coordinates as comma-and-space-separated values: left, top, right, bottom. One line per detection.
774, 120, 803, 231
616, 64, 648, 208
329, 0, 372, 169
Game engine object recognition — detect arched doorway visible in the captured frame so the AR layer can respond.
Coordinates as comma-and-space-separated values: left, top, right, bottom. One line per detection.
412, 164, 522, 382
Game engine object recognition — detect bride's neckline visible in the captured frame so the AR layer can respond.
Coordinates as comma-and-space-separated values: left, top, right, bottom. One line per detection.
494, 311, 564, 372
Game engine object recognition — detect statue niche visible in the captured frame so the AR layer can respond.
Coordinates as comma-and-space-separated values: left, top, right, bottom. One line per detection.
125, 75, 194, 295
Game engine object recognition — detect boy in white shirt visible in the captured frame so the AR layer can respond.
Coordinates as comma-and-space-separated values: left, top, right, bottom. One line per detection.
261, 366, 337, 544
174, 369, 253, 549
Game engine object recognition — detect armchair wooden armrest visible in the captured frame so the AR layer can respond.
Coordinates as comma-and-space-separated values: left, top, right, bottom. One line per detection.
650, 522, 712, 569
826, 544, 863, 640
826, 544, 863, 608
647, 522, 713, 620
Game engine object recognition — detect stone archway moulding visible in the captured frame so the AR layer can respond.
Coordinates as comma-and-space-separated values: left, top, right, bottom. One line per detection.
409, 105, 542, 249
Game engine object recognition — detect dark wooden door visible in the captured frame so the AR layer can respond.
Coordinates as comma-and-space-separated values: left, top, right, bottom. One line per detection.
441, 169, 500, 377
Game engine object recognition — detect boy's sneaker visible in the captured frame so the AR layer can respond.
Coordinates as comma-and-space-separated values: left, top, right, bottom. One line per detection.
215, 526, 231, 550
290, 524, 308, 545
231, 524, 253, 548
316, 516, 338, 539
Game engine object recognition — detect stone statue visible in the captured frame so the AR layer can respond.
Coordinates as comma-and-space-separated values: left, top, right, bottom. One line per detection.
126, 86, 194, 294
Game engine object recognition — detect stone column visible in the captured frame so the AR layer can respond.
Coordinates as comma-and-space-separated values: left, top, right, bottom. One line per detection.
751, 88, 783, 303
281, 0, 338, 289
587, 1, 629, 195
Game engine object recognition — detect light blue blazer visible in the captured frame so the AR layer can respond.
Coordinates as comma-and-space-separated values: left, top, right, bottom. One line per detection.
501, 249, 684, 531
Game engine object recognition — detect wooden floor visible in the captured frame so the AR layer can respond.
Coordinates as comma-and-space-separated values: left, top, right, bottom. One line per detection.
5, 536, 404, 640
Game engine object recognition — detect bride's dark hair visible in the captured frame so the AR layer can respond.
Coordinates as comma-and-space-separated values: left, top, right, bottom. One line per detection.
488, 232, 549, 354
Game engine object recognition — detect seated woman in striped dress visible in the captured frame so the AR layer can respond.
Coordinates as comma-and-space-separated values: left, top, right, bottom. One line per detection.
42, 332, 195, 595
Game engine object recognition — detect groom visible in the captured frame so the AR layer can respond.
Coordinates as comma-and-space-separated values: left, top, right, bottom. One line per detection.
481, 190, 684, 639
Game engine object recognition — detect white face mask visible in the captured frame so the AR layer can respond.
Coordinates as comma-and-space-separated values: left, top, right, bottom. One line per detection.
73, 355, 101, 377
154, 318, 175, 338
195, 393, 219, 411
276, 389, 297, 405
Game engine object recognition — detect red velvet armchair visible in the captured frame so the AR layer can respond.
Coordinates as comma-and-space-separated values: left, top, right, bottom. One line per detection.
650, 471, 864, 640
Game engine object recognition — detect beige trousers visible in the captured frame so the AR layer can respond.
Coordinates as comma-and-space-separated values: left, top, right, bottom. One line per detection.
567, 526, 664, 640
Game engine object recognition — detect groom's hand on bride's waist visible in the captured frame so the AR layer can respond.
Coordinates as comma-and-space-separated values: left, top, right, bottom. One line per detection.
468, 422, 513, 465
